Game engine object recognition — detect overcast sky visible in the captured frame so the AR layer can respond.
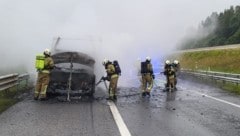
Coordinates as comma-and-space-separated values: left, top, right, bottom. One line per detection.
0, 0, 239, 76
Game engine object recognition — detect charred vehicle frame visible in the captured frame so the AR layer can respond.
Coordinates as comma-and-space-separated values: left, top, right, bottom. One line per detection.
47, 51, 96, 100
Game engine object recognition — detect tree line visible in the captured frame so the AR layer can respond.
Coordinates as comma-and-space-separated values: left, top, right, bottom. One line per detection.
180, 6, 240, 50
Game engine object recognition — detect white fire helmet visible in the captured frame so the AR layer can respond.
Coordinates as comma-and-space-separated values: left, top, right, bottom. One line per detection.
174, 60, 179, 64
165, 60, 170, 64
44, 48, 51, 56
146, 56, 151, 61
102, 58, 109, 65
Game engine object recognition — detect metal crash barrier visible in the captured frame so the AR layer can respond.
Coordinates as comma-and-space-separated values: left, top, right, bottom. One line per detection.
0, 73, 29, 92
181, 69, 240, 84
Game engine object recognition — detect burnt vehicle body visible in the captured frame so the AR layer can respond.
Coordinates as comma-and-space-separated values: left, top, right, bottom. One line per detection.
47, 51, 95, 97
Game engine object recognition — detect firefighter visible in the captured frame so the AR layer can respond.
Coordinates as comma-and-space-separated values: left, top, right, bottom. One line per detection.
141, 56, 154, 97
163, 60, 171, 88
172, 60, 180, 87
34, 48, 54, 100
165, 65, 176, 91
172, 60, 180, 73
102, 59, 119, 100
164, 60, 171, 71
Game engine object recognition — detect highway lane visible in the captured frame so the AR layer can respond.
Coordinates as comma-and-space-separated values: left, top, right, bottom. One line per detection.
115, 78, 240, 136
0, 91, 121, 136
0, 76, 240, 136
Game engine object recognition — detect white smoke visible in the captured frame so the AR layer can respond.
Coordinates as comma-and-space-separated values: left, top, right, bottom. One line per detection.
178, 12, 218, 48
0, 0, 238, 85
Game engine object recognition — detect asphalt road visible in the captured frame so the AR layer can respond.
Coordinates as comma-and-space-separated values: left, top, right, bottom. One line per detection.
0, 75, 240, 136
0, 91, 120, 136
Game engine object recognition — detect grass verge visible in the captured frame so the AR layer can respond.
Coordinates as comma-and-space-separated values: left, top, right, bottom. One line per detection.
219, 82, 240, 95
173, 48, 240, 95
176, 48, 240, 73
0, 99, 18, 113
0, 81, 31, 114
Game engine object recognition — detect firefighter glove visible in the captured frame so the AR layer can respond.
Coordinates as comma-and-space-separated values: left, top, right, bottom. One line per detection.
152, 74, 155, 79
102, 76, 108, 81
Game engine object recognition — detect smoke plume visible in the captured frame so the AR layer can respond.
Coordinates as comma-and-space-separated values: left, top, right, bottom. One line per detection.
0, 0, 238, 86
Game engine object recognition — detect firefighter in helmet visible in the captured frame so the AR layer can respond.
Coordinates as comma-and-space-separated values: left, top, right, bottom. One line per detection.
172, 60, 180, 87
141, 56, 154, 97
34, 48, 54, 100
164, 60, 171, 71
102, 59, 119, 100
163, 60, 171, 88
173, 60, 180, 73
165, 65, 176, 90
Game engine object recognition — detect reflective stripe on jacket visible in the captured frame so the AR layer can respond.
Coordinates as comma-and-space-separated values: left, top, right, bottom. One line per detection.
40, 56, 54, 74
41, 70, 50, 74
111, 74, 119, 79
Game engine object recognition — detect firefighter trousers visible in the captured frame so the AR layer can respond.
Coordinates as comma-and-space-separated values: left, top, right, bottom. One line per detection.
34, 72, 50, 99
141, 73, 153, 92
109, 76, 119, 98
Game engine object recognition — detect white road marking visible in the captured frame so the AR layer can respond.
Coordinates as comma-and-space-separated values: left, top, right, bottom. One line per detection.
194, 92, 240, 109
108, 101, 132, 136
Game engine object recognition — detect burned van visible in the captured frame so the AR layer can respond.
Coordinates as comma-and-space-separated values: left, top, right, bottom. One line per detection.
47, 51, 95, 98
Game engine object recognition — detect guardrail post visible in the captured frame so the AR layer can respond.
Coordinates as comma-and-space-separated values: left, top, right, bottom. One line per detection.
17, 80, 19, 94
26, 78, 28, 88
195, 62, 198, 70
222, 80, 225, 85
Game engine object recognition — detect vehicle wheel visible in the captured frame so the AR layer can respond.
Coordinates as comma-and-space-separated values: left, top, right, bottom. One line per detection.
46, 86, 55, 98
92, 76, 96, 94
88, 85, 95, 98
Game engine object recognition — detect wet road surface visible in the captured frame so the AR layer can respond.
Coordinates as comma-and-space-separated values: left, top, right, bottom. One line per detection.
0, 76, 240, 136
0, 93, 120, 136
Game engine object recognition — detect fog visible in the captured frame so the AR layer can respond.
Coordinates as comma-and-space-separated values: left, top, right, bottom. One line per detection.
0, 0, 239, 85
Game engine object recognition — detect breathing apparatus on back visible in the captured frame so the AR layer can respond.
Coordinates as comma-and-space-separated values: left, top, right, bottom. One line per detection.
35, 48, 51, 70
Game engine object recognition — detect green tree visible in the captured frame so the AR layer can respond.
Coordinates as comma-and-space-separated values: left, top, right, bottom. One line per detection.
180, 6, 240, 49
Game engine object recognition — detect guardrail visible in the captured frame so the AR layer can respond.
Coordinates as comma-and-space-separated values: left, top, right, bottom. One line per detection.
0, 73, 29, 92
181, 69, 240, 84
17, 73, 30, 90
